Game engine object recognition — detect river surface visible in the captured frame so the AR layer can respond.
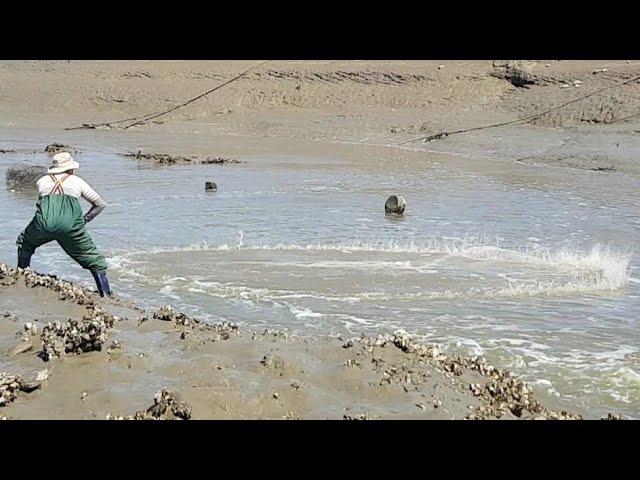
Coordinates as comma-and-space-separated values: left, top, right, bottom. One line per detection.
1, 130, 638, 418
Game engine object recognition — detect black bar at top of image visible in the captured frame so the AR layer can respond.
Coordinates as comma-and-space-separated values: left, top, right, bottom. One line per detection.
0, 9, 637, 60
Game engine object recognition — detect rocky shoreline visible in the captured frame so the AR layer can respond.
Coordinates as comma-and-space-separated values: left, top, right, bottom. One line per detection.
0, 262, 625, 420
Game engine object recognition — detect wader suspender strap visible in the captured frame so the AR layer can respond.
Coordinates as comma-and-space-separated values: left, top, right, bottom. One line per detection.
49, 174, 70, 195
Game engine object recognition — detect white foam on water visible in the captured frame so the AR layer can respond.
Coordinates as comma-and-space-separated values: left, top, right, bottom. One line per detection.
159, 284, 180, 300
606, 368, 640, 404
288, 305, 324, 320
613, 367, 640, 383
164, 276, 190, 283
332, 314, 375, 326
531, 379, 562, 398
450, 337, 485, 356
108, 238, 632, 300
106, 255, 147, 279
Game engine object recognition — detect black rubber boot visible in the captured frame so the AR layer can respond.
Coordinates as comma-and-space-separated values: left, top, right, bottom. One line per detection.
92, 271, 112, 297
17, 249, 32, 269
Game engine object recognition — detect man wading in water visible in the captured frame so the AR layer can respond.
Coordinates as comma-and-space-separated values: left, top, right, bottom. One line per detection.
16, 152, 112, 297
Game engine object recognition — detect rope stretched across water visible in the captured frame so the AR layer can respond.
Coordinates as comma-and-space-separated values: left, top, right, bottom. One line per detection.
398, 74, 640, 145
65, 60, 272, 131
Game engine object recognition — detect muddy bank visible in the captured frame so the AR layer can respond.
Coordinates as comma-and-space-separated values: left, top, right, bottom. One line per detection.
2, 61, 639, 144
1, 262, 621, 420
1, 61, 638, 179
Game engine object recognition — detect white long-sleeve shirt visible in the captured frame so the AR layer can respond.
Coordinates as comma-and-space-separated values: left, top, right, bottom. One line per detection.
36, 174, 107, 222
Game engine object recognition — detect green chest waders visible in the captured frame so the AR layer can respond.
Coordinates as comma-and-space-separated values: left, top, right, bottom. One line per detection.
16, 174, 112, 297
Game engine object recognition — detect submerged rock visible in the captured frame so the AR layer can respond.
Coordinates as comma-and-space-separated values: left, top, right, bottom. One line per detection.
5, 164, 46, 190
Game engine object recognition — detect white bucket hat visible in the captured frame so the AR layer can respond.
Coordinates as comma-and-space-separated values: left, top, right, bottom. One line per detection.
48, 152, 79, 174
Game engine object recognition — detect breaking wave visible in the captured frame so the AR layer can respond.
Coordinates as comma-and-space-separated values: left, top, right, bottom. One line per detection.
108, 237, 631, 302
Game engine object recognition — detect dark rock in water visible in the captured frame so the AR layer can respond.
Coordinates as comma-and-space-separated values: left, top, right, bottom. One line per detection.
205, 181, 217, 192
385, 195, 406, 214
5, 164, 46, 190
0, 149, 17, 154
44, 143, 78, 154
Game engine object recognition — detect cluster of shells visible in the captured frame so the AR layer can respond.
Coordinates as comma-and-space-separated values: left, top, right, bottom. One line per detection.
344, 331, 584, 420
40, 306, 117, 361
0, 373, 41, 408
107, 388, 191, 420
2, 263, 628, 420
253, 328, 289, 340
602, 413, 623, 420
44, 143, 78, 154
464, 357, 580, 420
122, 151, 241, 166
0, 263, 96, 305
3, 311, 19, 322
343, 413, 372, 420
378, 362, 423, 390
260, 353, 286, 371
152, 305, 197, 326
152, 305, 239, 340
0, 263, 19, 287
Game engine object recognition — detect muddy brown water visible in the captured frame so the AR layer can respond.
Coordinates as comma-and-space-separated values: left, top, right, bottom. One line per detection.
0, 127, 638, 419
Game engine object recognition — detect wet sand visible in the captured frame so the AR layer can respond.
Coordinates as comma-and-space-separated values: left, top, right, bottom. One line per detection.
1, 263, 595, 420
3, 60, 640, 176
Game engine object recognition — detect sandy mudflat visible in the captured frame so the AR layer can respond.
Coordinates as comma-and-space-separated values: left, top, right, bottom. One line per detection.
1, 263, 590, 420
2, 60, 640, 172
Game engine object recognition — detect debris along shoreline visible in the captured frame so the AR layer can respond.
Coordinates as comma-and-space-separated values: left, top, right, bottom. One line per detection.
0, 143, 79, 155
120, 151, 241, 166
0, 262, 623, 420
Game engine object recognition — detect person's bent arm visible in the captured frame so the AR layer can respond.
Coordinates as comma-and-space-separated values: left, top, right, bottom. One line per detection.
80, 179, 107, 223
